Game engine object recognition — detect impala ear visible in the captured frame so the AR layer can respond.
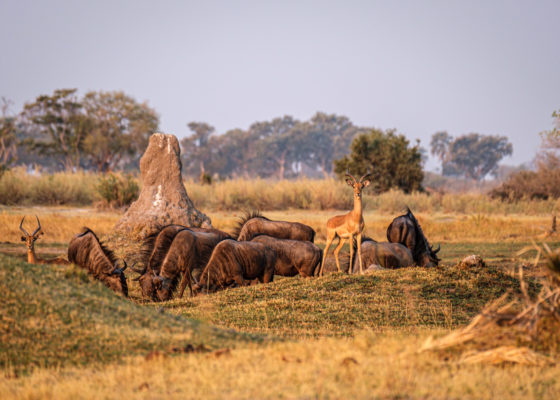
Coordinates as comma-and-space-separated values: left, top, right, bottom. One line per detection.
362, 180, 370, 188
345, 178, 354, 187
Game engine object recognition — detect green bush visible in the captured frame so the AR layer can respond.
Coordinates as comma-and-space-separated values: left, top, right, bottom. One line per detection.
96, 173, 139, 208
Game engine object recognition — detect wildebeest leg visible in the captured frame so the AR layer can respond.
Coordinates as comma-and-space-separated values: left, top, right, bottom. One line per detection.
233, 273, 246, 287
333, 237, 345, 273
319, 232, 336, 276
178, 269, 193, 298
262, 266, 274, 283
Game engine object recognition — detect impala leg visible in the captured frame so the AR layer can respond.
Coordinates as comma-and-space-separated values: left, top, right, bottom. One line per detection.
333, 237, 346, 273
357, 233, 363, 274
348, 235, 354, 274
320, 234, 335, 276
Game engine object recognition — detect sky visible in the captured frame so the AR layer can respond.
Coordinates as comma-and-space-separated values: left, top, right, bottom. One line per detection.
1, 0, 559, 171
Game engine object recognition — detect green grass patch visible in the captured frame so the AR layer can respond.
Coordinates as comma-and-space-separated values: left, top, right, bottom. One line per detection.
0, 255, 261, 374
161, 261, 539, 338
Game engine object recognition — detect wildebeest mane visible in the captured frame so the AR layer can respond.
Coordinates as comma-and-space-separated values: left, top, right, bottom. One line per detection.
69, 227, 118, 267
404, 206, 432, 257
139, 224, 187, 271
232, 210, 270, 240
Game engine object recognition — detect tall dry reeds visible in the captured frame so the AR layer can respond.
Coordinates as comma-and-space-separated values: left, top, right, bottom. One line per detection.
1, 171, 560, 214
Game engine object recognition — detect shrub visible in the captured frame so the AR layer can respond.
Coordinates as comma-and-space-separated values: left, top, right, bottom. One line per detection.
490, 168, 560, 201
96, 173, 139, 208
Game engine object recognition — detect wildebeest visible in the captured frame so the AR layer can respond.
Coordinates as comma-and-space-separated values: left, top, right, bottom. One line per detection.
319, 170, 371, 276
67, 227, 128, 296
131, 224, 231, 301
250, 234, 321, 277
19, 216, 69, 265
386, 207, 440, 267
350, 237, 414, 273
192, 239, 276, 295
234, 211, 315, 242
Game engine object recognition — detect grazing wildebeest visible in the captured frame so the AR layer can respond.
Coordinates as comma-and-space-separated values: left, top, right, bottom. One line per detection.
192, 239, 276, 295
386, 207, 440, 267
67, 227, 128, 296
319, 170, 371, 276
250, 234, 321, 277
350, 237, 414, 273
131, 225, 231, 301
19, 216, 69, 265
234, 211, 315, 242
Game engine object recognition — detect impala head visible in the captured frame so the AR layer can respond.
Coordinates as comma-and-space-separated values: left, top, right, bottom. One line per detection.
19, 216, 44, 251
345, 169, 371, 198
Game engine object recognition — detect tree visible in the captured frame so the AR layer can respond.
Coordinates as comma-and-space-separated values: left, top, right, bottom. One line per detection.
250, 116, 298, 179
538, 109, 560, 169
20, 89, 88, 171
0, 98, 18, 174
430, 132, 513, 180
334, 129, 424, 193
181, 122, 215, 181
82, 91, 159, 172
303, 112, 360, 178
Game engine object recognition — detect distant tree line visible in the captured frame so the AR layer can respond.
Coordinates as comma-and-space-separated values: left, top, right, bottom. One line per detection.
0, 89, 159, 173
180, 113, 368, 180
1, 87, 524, 196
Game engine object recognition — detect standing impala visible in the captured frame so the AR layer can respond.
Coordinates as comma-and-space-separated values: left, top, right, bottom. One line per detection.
19, 216, 68, 265
319, 170, 371, 276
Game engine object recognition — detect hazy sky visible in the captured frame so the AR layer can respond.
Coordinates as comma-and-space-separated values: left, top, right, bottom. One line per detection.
1, 0, 559, 171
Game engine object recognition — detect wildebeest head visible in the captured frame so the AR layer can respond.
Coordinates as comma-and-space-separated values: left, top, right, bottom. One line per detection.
130, 264, 157, 300
422, 243, 441, 268
68, 228, 129, 296
104, 260, 129, 297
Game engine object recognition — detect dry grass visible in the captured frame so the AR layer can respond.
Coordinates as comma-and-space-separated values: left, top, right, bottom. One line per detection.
2, 331, 559, 400
0, 207, 557, 252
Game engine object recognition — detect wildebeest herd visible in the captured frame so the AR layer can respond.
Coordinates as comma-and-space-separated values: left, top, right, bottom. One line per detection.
20, 172, 440, 300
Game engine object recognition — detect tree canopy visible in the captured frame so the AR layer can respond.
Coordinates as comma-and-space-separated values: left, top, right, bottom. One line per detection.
333, 129, 424, 193
431, 132, 512, 180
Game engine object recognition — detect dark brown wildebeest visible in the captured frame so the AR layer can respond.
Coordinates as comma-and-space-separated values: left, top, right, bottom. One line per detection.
250, 234, 321, 277
131, 225, 231, 301
67, 227, 128, 296
192, 239, 276, 295
19, 216, 69, 265
386, 207, 440, 267
350, 237, 414, 273
234, 211, 315, 242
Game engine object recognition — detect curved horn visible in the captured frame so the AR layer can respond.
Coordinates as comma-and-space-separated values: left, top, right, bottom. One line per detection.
120, 260, 128, 272
19, 216, 30, 236
130, 263, 147, 275
32, 215, 42, 236
433, 244, 441, 254
359, 168, 372, 183
345, 167, 357, 184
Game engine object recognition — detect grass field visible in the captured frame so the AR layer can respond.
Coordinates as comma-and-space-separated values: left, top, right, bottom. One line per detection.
1, 204, 560, 399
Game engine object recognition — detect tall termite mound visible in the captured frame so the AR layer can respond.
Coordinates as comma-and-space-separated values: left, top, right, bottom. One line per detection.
114, 133, 211, 237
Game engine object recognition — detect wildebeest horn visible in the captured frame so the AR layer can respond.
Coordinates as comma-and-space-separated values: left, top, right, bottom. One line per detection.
19, 216, 30, 236
433, 244, 441, 254
130, 263, 147, 275
32, 215, 42, 236
345, 168, 357, 184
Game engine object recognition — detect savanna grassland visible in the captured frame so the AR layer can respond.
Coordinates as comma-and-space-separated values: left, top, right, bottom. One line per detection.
1, 176, 560, 399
